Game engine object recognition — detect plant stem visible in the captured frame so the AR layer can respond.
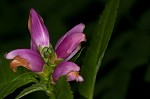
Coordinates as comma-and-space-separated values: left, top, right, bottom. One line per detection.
49, 93, 55, 99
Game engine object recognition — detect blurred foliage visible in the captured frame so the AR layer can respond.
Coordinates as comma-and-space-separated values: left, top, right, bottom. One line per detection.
0, 0, 150, 99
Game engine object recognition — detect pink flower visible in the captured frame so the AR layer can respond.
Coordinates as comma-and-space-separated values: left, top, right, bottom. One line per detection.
52, 61, 83, 82
5, 8, 85, 83
28, 8, 50, 50
55, 23, 86, 61
5, 49, 44, 72
5, 8, 49, 72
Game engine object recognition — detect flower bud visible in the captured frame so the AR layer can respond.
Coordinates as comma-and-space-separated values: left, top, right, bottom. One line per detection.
28, 8, 50, 50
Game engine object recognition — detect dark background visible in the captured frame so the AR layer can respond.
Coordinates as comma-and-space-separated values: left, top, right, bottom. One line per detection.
0, 0, 150, 99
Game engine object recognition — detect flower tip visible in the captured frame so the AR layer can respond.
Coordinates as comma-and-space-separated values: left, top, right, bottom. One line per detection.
30, 8, 34, 11
82, 33, 86, 42
78, 23, 85, 28
28, 8, 37, 32
4, 53, 8, 59
67, 71, 83, 82
5, 52, 14, 59
76, 75, 84, 82
30, 8, 36, 14
74, 23, 85, 32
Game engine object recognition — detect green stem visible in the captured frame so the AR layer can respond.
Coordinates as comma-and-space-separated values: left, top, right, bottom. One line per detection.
49, 93, 55, 99
45, 84, 55, 99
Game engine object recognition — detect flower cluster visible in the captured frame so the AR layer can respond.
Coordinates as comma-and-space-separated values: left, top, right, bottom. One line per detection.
5, 9, 86, 83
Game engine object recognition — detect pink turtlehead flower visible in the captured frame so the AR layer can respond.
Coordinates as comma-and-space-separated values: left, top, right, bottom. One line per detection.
5, 8, 49, 72
52, 61, 83, 82
55, 23, 86, 61
5, 8, 85, 83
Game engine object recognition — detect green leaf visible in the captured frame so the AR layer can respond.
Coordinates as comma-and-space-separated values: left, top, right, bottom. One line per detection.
0, 72, 37, 99
15, 83, 45, 99
78, 0, 120, 99
54, 76, 73, 99
0, 56, 24, 86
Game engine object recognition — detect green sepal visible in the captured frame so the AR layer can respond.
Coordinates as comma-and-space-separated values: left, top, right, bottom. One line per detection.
49, 44, 54, 52
48, 52, 57, 65
42, 47, 51, 58
44, 51, 51, 58
54, 58, 63, 66
37, 64, 50, 81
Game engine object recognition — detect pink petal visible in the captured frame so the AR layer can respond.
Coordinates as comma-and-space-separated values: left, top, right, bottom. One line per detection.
52, 61, 80, 82
76, 75, 84, 82
65, 46, 81, 61
55, 33, 86, 60
55, 23, 85, 49
30, 40, 37, 51
5, 49, 44, 72
28, 8, 50, 48
67, 72, 84, 82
